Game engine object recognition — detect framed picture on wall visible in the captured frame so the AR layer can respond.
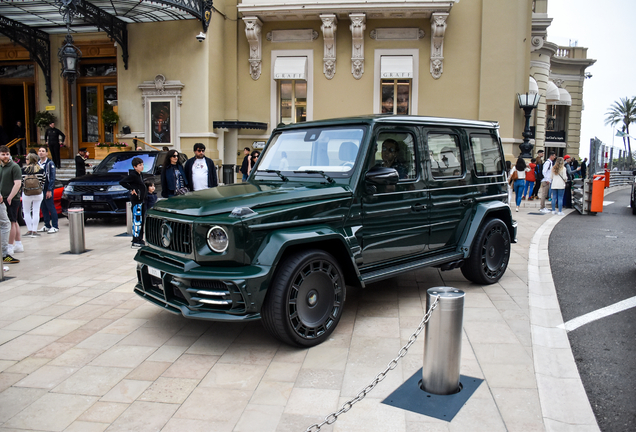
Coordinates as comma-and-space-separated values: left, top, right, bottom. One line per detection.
150, 101, 172, 144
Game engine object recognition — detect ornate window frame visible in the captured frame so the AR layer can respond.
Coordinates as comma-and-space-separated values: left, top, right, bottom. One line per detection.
373, 49, 419, 115
138, 74, 184, 149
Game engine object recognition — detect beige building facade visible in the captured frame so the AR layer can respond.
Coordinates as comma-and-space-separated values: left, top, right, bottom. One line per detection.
0, 0, 595, 175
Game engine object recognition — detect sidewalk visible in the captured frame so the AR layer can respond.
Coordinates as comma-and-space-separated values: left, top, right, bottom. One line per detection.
0, 198, 603, 432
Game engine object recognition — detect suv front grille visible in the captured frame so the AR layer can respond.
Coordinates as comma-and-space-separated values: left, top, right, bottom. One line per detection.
146, 216, 192, 254
73, 184, 110, 193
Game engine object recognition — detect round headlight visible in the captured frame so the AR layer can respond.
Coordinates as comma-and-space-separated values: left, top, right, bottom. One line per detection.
207, 226, 229, 253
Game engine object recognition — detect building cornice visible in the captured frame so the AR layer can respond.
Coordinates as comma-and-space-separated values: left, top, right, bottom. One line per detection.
237, 1, 457, 21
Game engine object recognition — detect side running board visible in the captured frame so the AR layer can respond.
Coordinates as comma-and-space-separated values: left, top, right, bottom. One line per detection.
360, 252, 464, 284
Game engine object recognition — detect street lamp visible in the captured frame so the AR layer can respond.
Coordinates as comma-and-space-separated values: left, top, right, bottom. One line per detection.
517, 92, 541, 158
58, 33, 81, 83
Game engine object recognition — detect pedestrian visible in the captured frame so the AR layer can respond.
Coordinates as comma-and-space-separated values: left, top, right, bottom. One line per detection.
37, 146, 59, 233
580, 157, 588, 179
524, 157, 536, 200
0, 145, 22, 263
563, 155, 580, 208
279, 151, 289, 171
248, 150, 260, 175
13, 120, 26, 156
144, 180, 157, 210
240, 147, 251, 182
44, 122, 65, 169
532, 155, 543, 199
184, 143, 218, 191
551, 157, 567, 215
21, 153, 45, 237
508, 157, 526, 212
539, 151, 556, 213
119, 157, 147, 247
75, 147, 91, 177
160, 150, 188, 198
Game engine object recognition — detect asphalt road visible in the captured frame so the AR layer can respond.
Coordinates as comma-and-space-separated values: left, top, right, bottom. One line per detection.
549, 187, 636, 432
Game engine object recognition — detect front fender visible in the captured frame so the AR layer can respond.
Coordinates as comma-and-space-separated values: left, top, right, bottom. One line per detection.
458, 202, 516, 258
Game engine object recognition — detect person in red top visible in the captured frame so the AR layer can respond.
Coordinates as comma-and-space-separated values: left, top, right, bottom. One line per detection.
524, 157, 537, 200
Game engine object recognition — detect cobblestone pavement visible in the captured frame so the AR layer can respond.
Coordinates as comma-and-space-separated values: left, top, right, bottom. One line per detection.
0, 198, 602, 432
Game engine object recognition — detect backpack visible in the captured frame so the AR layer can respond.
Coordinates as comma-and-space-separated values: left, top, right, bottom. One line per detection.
23, 171, 43, 196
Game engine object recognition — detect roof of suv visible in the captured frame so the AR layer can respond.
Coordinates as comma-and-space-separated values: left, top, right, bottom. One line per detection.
275, 115, 499, 131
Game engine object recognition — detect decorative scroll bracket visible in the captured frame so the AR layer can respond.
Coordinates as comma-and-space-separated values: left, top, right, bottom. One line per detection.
0, 15, 52, 102
349, 13, 366, 80
78, 0, 129, 69
243, 16, 263, 80
320, 14, 337, 80
430, 12, 448, 80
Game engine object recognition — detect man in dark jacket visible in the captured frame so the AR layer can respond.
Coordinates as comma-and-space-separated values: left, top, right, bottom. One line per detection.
240, 147, 251, 182
45, 122, 65, 168
119, 157, 147, 247
75, 147, 91, 177
184, 143, 218, 191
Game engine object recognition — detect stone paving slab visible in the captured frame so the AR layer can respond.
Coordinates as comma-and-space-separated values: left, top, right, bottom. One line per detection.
0, 200, 603, 431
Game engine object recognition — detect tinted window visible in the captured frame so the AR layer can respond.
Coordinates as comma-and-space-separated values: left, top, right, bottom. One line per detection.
428, 133, 463, 178
470, 134, 504, 176
374, 132, 417, 180
95, 153, 158, 173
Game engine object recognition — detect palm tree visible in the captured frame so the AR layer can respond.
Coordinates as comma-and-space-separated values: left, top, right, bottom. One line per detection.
604, 96, 636, 168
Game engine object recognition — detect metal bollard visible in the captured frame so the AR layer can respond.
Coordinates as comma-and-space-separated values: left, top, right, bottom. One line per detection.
421, 286, 465, 395
68, 207, 86, 254
126, 201, 132, 235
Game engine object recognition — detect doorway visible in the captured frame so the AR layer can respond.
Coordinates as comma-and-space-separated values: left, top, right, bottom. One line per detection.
0, 82, 36, 154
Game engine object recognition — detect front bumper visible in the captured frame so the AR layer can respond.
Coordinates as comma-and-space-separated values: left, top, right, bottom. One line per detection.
62, 192, 128, 217
134, 249, 270, 321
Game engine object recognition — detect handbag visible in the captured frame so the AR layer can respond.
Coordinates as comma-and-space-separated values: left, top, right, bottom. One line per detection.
508, 169, 518, 185
175, 187, 189, 195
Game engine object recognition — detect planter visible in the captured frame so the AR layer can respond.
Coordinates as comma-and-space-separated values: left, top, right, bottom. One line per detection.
94, 146, 127, 159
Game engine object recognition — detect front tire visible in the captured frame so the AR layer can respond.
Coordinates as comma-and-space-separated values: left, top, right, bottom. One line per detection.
461, 218, 510, 284
261, 249, 346, 347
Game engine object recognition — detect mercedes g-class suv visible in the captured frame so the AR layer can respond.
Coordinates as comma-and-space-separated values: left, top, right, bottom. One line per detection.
134, 115, 516, 347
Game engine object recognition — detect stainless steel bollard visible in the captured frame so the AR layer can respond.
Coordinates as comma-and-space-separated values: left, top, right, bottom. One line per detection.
126, 201, 132, 235
68, 207, 86, 254
421, 286, 465, 395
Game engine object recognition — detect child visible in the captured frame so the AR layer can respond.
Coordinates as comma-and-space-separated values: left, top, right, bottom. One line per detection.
144, 180, 157, 210
119, 157, 147, 247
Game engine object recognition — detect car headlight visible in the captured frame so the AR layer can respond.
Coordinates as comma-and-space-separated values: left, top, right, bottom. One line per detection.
64, 185, 74, 193
207, 226, 229, 253
108, 185, 127, 192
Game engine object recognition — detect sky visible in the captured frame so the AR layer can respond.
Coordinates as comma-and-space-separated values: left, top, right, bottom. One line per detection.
547, 0, 636, 158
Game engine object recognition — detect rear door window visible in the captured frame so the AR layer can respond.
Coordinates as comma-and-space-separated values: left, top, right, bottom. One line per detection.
427, 133, 463, 178
470, 134, 504, 176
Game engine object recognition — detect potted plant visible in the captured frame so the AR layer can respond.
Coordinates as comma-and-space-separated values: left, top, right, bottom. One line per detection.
102, 109, 120, 137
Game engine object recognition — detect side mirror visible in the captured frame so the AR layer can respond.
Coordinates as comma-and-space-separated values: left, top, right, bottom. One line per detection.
365, 166, 399, 185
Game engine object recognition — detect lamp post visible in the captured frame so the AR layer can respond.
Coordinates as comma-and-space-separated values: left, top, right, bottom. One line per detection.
56, 0, 82, 83
517, 92, 541, 158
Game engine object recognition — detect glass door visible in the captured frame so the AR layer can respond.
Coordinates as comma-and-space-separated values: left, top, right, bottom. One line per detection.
77, 82, 117, 149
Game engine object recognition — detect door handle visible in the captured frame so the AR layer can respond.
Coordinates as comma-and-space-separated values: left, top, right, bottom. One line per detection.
411, 203, 427, 212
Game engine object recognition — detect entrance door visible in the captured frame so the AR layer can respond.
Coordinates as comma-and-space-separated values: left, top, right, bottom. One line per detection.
77, 83, 117, 151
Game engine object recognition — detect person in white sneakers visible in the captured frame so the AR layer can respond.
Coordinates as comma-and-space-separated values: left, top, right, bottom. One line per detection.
0, 145, 21, 263
538, 151, 556, 213
37, 147, 59, 234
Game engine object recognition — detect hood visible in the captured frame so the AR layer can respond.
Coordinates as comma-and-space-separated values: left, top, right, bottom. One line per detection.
153, 182, 352, 216
69, 172, 127, 183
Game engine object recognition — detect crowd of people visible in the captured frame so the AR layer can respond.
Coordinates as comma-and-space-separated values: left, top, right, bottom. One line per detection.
508, 149, 588, 215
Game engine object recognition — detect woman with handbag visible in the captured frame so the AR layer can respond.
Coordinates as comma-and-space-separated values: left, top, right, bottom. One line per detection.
21, 153, 45, 237
161, 150, 189, 198
508, 157, 526, 212
550, 157, 567, 215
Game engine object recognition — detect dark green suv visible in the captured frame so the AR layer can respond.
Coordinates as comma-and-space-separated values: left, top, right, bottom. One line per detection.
134, 116, 516, 346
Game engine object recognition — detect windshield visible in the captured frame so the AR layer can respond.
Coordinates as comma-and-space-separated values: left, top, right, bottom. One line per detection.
257, 127, 365, 176
94, 153, 158, 173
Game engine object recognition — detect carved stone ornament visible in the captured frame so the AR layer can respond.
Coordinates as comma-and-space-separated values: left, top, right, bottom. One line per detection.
320, 14, 338, 79
430, 12, 448, 79
349, 13, 366, 80
553, 78, 564, 88
138, 75, 185, 106
531, 35, 544, 50
243, 17, 263, 80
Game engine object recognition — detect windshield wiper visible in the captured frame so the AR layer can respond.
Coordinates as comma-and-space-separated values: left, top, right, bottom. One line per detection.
293, 170, 334, 183
260, 169, 288, 181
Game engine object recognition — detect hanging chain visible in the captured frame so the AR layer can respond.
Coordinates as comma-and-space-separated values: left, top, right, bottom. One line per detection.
304, 295, 440, 432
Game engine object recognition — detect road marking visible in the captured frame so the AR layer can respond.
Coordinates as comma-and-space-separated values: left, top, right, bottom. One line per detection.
559, 296, 636, 332
603, 201, 614, 206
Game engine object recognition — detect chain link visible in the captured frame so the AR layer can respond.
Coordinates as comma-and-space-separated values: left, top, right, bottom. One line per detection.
304, 295, 440, 432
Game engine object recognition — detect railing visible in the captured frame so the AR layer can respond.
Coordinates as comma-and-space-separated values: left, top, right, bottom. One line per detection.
572, 178, 592, 215
6, 137, 24, 148
608, 171, 634, 187
129, 137, 161, 151
555, 47, 570, 57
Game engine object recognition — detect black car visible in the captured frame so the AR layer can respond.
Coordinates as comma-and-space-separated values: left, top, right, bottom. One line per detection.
62, 151, 187, 218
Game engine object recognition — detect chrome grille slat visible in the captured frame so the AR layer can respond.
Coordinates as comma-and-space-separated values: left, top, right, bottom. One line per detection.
146, 216, 192, 254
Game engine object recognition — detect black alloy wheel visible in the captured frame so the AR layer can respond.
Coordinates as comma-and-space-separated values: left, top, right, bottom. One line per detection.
261, 249, 346, 347
461, 218, 510, 284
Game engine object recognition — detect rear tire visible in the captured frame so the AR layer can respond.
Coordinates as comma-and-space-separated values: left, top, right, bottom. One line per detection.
261, 249, 346, 347
461, 218, 510, 284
